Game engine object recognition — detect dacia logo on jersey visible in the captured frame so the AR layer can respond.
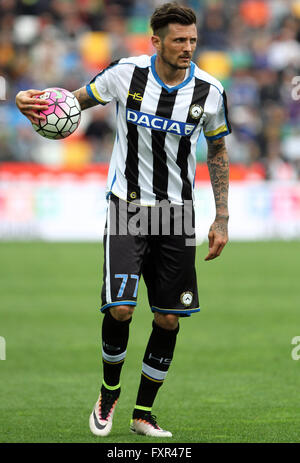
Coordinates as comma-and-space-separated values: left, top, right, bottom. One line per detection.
126, 109, 196, 136
128, 91, 143, 101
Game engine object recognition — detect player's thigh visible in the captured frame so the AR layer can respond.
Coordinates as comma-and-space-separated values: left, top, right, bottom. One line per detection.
101, 195, 148, 312
144, 234, 200, 316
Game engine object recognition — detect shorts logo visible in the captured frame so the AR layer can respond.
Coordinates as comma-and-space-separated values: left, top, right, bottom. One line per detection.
189, 104, 203, 120
126, 109, 196, 136
180, 291, 193, 306
130, 191, 137, 199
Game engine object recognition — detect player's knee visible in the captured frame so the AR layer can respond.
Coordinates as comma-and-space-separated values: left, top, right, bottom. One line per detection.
109, 305, 134, 321
154, 312, 179, 330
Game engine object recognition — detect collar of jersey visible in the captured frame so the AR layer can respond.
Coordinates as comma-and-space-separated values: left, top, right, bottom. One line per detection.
151, 54, 195, 93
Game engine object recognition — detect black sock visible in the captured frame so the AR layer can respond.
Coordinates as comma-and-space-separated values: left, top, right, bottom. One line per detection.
101, 310, 131, 388
133, 321, 179, 416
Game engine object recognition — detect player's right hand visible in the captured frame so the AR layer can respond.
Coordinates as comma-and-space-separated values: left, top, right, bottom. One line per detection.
15, 89, 49, 125
204, 217, 229, 261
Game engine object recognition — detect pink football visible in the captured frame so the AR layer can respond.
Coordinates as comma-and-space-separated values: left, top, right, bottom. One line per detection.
32, 87, 81, 140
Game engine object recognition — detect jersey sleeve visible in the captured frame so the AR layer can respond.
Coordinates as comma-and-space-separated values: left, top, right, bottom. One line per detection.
86, 60, 120, 105
203, 89, 232, 141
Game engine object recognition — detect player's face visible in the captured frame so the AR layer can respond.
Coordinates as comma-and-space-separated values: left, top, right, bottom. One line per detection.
157, 23, 197, 70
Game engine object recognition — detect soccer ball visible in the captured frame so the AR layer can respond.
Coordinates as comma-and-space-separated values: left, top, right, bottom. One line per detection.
32, 87, 81, 140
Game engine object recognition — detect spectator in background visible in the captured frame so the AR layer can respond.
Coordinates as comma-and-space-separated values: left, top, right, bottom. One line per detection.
85, 105, 114, 163
267, 26, 300, 71
199, 3, 229, 50
1, 0, 300, 179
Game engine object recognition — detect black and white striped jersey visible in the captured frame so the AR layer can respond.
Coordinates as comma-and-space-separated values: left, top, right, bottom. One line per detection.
86, 54, 231, 205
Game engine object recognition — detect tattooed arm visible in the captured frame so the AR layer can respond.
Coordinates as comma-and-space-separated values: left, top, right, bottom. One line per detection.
72, 87, 99, 110
205, 137, 230, 261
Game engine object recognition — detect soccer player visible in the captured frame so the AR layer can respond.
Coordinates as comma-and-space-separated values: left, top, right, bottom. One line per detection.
16, 2, 231, 438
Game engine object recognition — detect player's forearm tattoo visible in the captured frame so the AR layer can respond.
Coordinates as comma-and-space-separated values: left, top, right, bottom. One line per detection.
72, 87, 98, 110
207, 138, 229, 219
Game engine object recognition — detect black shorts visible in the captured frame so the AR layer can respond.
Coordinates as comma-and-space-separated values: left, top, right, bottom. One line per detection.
101, 194, 200, 317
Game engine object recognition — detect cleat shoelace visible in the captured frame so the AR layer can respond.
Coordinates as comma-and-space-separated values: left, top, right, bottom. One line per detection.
142, 413, 160, 429
99, 389, 119, 420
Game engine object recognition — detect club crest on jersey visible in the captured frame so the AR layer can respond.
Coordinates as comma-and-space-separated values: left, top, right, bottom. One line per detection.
189, 104, 204, 120
180, 291, 193, 306
126, 109, 196, 136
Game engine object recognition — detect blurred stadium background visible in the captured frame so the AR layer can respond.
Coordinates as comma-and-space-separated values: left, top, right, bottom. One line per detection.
0, 0, 300, 239
1, 0, 300, 444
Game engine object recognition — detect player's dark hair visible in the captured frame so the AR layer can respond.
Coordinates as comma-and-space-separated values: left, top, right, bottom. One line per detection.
150, 2, 196, 37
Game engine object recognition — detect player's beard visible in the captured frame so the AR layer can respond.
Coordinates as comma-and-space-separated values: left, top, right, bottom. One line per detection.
160, 42, 191, 70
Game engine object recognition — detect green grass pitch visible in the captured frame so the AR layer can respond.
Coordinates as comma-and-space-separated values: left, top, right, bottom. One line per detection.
0, 241, 299, 443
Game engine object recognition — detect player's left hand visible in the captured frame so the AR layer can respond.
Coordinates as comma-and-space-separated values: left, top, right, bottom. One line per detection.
205, 216, 229, 261
15, 89, 49, 125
